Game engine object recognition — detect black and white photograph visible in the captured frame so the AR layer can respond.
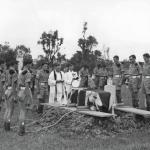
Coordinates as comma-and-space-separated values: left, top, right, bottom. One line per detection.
0, 0, 150, 149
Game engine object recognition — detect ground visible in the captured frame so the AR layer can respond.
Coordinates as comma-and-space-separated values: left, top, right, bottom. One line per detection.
0, 86, 150, 150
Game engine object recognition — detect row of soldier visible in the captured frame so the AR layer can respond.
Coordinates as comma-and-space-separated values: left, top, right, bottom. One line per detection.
0, 53, 150, 136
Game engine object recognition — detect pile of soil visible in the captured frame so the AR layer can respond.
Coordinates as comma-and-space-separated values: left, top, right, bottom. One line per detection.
28, 107, 150, 138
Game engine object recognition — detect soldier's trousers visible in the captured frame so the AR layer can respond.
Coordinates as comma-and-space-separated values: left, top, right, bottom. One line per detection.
37, 86, 48, 113
116, 90, 122, 103
18, 88, 32, 125
4, 89, 15, 122
146, 94, 150, 111
129, 77, 140, 108
131, 91, 139, 108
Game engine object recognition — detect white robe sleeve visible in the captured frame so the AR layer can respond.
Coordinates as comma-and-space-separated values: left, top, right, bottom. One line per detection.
48, 71, 56, 86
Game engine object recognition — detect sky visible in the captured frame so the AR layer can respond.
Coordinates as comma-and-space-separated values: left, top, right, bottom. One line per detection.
0, 0, 150, 61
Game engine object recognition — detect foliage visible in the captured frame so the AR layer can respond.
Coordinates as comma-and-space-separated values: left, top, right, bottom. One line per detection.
0, 43, 17, 66
38, 30, 63, 67
15, 45, 31, 55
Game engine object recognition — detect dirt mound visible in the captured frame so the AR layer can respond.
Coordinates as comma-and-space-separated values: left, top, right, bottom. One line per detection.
28, 107, 150, 138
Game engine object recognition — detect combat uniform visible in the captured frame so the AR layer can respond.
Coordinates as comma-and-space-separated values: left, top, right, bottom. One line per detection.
17, 67, 32, 135
0, 67, 6, 107
79, 68, 89, 87
4, 68, 18, 131
36, 69, 49, 113
141, 62, 150, 110
112, 63, 123, 103
93, 67, 108, 90
128, 63, 141, 108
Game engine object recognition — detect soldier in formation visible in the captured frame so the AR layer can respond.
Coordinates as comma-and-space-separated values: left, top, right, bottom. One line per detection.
36, 61, 49, 114
17, 57, 33, 136
141, 53, 150, 111
127, 55, 141, 108
3, 61, 18, 131
93, 62, 108, 90
112, 55, 124, 104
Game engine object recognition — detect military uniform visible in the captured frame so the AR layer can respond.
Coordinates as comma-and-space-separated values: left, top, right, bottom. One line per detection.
93, 67, 108, 90
128, 63, 141, 107
141, 62, 150, 110
36, 69, 49, 113
79, 68, 89, 87
112, 63, 123, 103
0, 67, 6, 106
17, 67, 32, 135
4, 68, 18, 131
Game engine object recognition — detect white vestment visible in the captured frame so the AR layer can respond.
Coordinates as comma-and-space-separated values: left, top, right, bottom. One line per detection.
48, 70, 66, 104
65, 70, 78, 99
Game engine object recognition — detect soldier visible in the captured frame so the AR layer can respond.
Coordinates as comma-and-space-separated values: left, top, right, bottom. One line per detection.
112, 55, 124, 104
0, 60, 6, 110
128, 55, 141, 108
93, 62, 108, 90
3, 61, 18, 131
141, 53, 150, 111
79, 65, 89, 87
36, 61, 49, 114
17, 56, 33, 136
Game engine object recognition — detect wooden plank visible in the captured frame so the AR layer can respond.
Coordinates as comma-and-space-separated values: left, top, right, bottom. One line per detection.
78, 110, 114, 118
41, 103, 63, 107
41, 103, 114, 118
115, 106, 150, 117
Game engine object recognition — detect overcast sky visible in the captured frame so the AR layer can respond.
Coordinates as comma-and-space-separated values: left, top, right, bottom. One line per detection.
0, 0, 150, 61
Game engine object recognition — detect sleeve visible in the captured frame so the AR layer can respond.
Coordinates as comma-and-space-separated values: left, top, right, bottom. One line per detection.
48, 71, 56, 86
1, 73, 6, 82
36, 70, 40, 80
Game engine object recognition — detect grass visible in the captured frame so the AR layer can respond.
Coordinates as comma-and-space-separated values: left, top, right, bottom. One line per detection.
0, 86, 149, 150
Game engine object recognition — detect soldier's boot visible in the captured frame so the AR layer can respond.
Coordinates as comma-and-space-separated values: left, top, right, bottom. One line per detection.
18, 123, 25, 136
4, 121, 10, 131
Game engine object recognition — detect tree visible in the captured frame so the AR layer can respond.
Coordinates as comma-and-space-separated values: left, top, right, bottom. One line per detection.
56, 52, 67, 64
0, 43, 17, 67
69, 22, 99, 73
15, 45, 31, 57
78, 22, 98, 65
37, 30, 63, 67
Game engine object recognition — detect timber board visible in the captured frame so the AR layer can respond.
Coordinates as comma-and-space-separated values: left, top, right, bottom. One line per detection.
78, 110, 114, 117
41, 103, 114, 118
115, 106, 150, 117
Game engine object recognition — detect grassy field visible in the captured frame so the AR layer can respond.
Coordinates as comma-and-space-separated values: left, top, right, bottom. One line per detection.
0, 86, 150, 150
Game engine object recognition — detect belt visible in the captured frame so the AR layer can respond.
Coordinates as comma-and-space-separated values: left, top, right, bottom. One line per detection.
130, 75, 140, 79
143, 76, 150, 79
20, 86, 26, 90
7, 86, 12, 90
114, 75, 121, 78
40, 82, 47, 86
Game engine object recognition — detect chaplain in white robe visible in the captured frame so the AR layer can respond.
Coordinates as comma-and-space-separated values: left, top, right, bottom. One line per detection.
65, 64, 78, 99
48, 63, 66, 104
